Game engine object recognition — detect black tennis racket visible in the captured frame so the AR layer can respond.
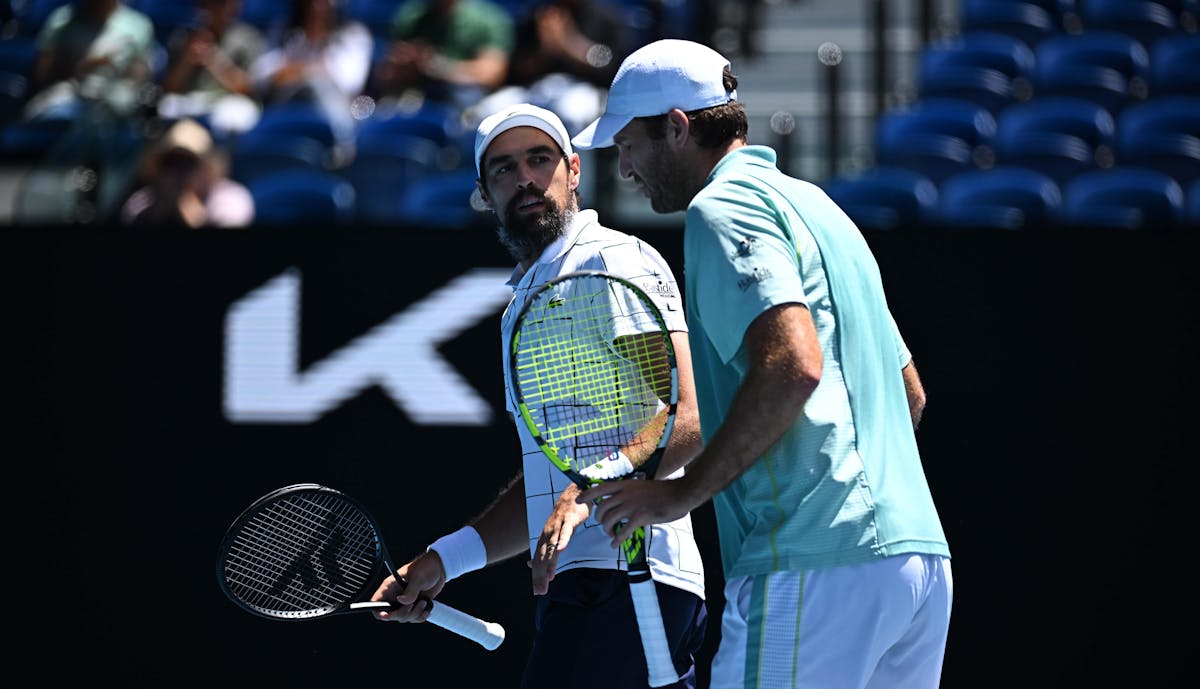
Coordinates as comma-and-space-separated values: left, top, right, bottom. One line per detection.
508, 270, 679, 687
216, 483, 506, 651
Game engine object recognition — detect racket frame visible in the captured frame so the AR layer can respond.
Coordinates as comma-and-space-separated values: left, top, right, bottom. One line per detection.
216, 483, 505, 650
507, 270, 681, 686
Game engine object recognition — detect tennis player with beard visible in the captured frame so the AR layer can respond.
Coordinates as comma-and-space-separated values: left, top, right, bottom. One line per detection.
370, 104, 708, 689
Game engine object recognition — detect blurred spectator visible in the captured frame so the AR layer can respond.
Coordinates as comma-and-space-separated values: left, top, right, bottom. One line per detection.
157, 0, 267, 137
373, 0, 514, 112
120, 117, 255, 227
472, 0, 631, 134
22, 0, 157, 121
250, 0, 373, 162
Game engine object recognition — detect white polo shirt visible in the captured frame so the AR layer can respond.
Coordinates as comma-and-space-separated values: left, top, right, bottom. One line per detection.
499, 209, 705, 600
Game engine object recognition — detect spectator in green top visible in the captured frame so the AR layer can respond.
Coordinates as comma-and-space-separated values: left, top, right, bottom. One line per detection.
373, 0, 514, 112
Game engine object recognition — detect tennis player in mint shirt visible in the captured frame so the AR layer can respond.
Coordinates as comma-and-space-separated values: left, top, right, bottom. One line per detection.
573, 39, 952, 689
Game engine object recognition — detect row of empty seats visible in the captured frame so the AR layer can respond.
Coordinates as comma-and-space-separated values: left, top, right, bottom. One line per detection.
825, 0, 1199, 230
873, 94, 1199, 188
823, 164, 1198, 230
916, 29, 1198, 113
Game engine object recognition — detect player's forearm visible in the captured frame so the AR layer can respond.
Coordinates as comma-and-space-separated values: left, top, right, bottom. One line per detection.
469, 473, 530, 564
901, 361, 926, 430
676, 360, 817, 506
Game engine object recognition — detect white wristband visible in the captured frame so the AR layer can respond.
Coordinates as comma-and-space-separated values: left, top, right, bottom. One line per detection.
428, 526, 487, 582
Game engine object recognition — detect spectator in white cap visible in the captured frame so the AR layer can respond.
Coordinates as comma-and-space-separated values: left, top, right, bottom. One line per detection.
369, 102, 710, 689
573, 39, 954, 689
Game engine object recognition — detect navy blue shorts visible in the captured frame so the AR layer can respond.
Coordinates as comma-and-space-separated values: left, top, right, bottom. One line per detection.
519, 568, 707, 689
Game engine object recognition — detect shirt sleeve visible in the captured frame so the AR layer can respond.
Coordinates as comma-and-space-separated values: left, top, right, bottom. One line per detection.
686, 185, 809, 364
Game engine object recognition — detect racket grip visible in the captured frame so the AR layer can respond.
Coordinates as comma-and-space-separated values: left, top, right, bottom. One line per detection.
629, 576, 679, 687
427, 601, 507, 651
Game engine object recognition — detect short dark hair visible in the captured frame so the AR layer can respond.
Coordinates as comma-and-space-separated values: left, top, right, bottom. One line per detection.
636, 67, 748, 148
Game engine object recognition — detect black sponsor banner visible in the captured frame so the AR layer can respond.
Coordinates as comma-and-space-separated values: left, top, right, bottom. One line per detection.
9, 226, 1195, 687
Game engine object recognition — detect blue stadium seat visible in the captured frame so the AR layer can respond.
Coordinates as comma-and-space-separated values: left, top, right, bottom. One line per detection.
358, 101, 463, 147
1061, 167, 1186, 228
341, 0, 405, 38
230, 131, 331, 186
1147, 32, 1200, 97
346, 133, 442, 224
820, 166, 938, 231
395, 169, 485, 229
0, 35, 37, 78
992, 96, 1116, 184
239, 0, 293, 38
874, 98, 997, 183
1115, 96, 1200, 185
248, 169, 357, 226
961, 0, 1061, 47
1077, 0, 1180, 46
934, 166, 1063, 229
920, 30, 1037, 99
129, 0, 199, 44
1033, 30, 1152, 113
11, 0, 72, 36
0, 115, 73, 160
247, 102, 340, 148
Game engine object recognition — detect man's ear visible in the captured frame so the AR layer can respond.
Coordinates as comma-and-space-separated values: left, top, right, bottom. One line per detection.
666, 109, 691, 149
568, 153, 581, 190
474, 181, 493, 210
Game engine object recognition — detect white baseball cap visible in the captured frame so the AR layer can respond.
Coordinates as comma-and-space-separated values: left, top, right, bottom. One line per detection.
572, 39, 737, 150
474, 103, 573, 176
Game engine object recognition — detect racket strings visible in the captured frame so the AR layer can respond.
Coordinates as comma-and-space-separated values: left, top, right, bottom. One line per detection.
223, 493, 381, 617
514, 277, 672, 473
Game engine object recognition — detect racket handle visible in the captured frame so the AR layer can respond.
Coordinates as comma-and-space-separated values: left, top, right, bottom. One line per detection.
427, 601, 507, 651
629, 575, 680, 687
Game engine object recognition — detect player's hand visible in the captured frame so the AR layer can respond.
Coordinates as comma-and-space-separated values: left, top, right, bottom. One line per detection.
529, 485, 590, 595
370, 550, 446, 622
577, 479, 693, 548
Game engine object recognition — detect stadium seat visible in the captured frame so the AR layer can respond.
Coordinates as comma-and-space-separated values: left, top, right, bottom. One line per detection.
239, 0, 293, 39
919, 31, 1037, 101
357, 101, 463, 147
1115, 96, 1200, 185
345, 133, 442, 224
11, 0, 72, 36
935, 166, 1064, 229
230, 131, 331, 186
874, 98, 997, 183
1033, 30, 1152, 113
247, 102, 340, 148
0, 115, 74, 161
820, 166, 939, 231
394, 169, 486, 229
341, 0, 406, 38
129, 0, 199, 44
1061, 167, 1185, 228
992, 96, 1116, 184
1147, 33, 1200, 97
248, 169, 357, 226
960, 0, 1061, 47
1077, 0, 1180, 46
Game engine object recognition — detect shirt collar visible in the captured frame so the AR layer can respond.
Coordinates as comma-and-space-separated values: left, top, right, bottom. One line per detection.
707, 145, 778, 185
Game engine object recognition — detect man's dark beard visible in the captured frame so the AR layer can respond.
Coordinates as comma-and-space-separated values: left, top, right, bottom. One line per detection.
495, 188, 574, 263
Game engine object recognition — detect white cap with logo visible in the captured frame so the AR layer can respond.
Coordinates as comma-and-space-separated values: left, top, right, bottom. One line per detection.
474, 103, 574, 176
572, 39, 737, 150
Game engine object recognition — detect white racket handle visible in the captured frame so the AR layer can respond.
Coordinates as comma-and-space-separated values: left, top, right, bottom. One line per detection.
427, 602, 507, 651
629, 576, 679, 687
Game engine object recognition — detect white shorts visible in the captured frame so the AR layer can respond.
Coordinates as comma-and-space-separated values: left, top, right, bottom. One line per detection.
709, 554, 953, 689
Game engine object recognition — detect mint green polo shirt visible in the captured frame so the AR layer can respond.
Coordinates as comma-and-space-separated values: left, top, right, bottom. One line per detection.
684, 146, 950, 579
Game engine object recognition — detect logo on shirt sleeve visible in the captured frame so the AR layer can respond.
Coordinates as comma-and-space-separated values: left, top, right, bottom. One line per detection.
736, 266, 773, 291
